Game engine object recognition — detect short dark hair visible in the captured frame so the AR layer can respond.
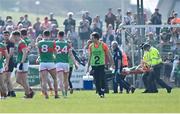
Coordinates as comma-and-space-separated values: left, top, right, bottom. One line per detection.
20, 29, 27, 36
58, 31, 64, 37
43, 30, 50, 37
91, 32, 100, 40
3, 31, 10, 35
12, 31, 21, 36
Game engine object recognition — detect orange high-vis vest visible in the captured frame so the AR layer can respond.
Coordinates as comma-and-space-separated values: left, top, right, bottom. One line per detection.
121, 49, 128, 67
171, 18, 180, 24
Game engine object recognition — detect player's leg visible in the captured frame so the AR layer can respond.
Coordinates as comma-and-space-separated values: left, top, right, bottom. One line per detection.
63, 63, 70, 97
16, 63, 34, 98
56, 63, 64, 96
40, 70, 48, 98
47, 75, 53, 96
6, 60, 16, 97
57, 71, 64, 95
48, 63, 59, 98
4, 72, 16, 97
63, 72, 69, 97
68, 66, 73, 94
0, 73, 7, 98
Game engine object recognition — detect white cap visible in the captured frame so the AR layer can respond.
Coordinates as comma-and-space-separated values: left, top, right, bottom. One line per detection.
67, 12, 74, 16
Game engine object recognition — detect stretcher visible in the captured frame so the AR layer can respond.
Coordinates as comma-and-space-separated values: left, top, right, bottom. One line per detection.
121, 66, 151, 75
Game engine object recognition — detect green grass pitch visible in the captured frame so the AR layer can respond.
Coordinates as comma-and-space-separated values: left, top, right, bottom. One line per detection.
0, 89, 180, 113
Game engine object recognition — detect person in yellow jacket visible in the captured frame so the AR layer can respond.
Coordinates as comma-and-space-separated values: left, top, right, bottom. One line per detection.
142, 43, 172, 93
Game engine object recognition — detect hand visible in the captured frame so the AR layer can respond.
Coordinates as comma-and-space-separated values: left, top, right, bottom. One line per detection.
19, 63, 23, 70
4, 64, 8, 71
36, 58, 39, 64
75, 64, 78, 70
110, 64, 115, 69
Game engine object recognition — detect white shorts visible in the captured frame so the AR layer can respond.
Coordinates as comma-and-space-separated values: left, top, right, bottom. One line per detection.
39, 62, 56, 71
56, 62, 69, 73
0, 68, 4, 74
17, 63, 29, 72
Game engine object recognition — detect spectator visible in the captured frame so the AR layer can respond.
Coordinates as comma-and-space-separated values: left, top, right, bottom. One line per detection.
173, 41, 180, 56
124, 11, 133, 25
171, 12, 180, 24
170, 12, 180, 40
105, 8, 116, 29
0, 26, 3, 42
49, 12, 58, 28
5, 18, 15, 29
33, 17, 42, 37
17, 23, 24, 30
0, 16, 5, 27
27, 26, 36, 41
51, 24, 59, 39
5, 25, 14, 33
167, 10, 175, 24
41, 17, 51, 31
22, 14, 32, 28
146, 32, 157, 48
85, 11, 92, 25
150, 8, 162, 39
91, 22, 102, 38
79, 14, 90, 48
115, 8, 122, 30
160, 32, 171, 44
63, 12, 76, 34
67, 26, 78, 49
145, 21, 156, 35
17, 16, 24, 26
103, 24, 115, 46
93, 15, 103, 30
27, 26, 36, 48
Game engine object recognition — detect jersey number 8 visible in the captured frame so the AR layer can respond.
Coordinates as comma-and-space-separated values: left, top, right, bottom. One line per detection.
41, 44, 48, 53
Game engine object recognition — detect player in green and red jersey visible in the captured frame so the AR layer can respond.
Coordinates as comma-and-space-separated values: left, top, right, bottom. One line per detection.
0, 42, 9, 99
55, 31, 77, 98
12, 31, 34, 98
38, 30, 59, 99
36, 35, 54, 96
20, 28, 31, 46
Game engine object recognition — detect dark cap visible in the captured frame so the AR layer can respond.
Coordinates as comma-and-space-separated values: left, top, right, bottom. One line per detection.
155, 8, 159, 10
142, 43, 151, 49
140, 43, 151, 49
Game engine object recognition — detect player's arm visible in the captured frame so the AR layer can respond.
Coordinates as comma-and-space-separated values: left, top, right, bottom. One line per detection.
21, 48, 28, 63
36, 43, 41, 63
103, 43, 114, 66
4, 49, 10, 71
69, 48, 78, 69
20, 43, 28, 63
87, 45, 92, 72
72, 49, 85, 66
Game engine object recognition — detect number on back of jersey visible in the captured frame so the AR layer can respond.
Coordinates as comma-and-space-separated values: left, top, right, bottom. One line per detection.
41, 44, 48, 52
56, 45, 68, 54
